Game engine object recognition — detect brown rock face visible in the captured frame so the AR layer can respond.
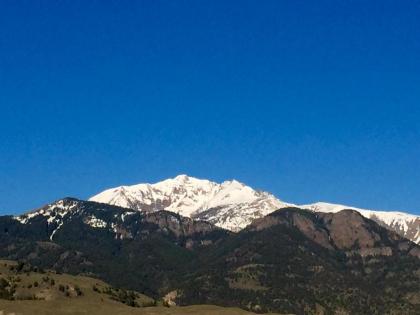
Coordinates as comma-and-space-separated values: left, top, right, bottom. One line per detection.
144, 211, 217, 238
320, 210, 380, 250
250, 215, 285, 231
290, 212, 333, 250
252, 210, 333, 249
250, 208, 420, 258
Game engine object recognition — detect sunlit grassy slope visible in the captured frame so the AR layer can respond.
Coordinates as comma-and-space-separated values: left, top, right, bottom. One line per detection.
0, 260, 284, 315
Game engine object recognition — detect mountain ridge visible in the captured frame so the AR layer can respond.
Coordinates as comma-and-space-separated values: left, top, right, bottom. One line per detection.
89, 175, 291, 232
89, 175, 420, 244
3, 198, 420, 314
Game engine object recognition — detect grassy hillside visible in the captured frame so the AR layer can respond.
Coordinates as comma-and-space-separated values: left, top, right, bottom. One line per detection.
0, 260, 278, 315
0, 301, 274, 315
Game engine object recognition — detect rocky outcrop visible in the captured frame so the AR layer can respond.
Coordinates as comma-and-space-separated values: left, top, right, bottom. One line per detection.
250, 208, 420, 258
320, 210, 380, 250
143, 211, 217, 238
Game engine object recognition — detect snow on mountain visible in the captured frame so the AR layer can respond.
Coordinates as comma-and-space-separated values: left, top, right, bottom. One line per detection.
90, 175, 220, 217
89, 175, 420, 244
14, 198, 81, 240
89, 175, 292, 231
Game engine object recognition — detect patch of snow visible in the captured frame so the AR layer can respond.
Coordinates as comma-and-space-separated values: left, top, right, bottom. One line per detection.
50, 222, 63, 241
121, 211, 136, 222
414, 229, 420, 244
84, 215, 107, 228
14, 199, 80, 240
14, 212, 40, 224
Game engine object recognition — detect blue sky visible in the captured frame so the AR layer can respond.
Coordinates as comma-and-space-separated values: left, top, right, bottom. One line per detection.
1, 1, 420, 215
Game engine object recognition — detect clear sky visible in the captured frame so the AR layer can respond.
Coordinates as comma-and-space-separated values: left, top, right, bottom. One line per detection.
1, 1, 420, 215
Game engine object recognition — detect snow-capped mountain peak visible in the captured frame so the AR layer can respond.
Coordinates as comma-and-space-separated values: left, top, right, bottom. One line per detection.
89, 175, 292, 231
89, 175, 420, 244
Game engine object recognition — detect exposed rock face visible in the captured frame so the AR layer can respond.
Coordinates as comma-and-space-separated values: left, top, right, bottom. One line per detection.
320, 210, 380, 250
251, 209, 333, 249
303, 202, 420, 245
143, 211, 217, 238
163, 290, 178, 307
290, 212, 333, 250
250, 208, 420, 258
347, 247, 393, 257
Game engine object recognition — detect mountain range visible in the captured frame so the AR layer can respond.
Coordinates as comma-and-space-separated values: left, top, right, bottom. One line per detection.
1, 175, 420, 314
2, 197, 420, 314
89, 175, 420, 244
